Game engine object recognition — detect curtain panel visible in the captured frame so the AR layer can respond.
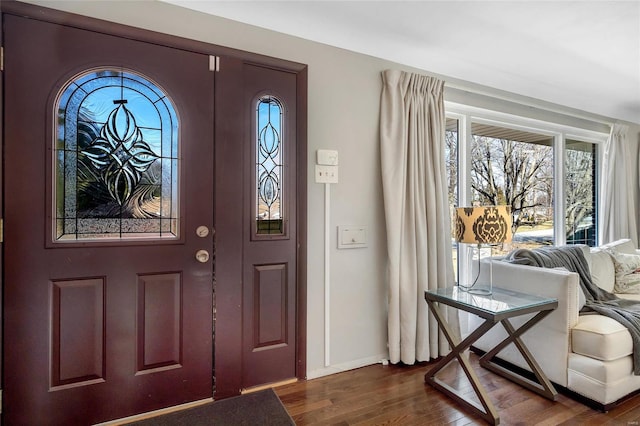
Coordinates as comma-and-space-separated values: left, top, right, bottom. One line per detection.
380, 69, 459, 364
600, 123, 637, 246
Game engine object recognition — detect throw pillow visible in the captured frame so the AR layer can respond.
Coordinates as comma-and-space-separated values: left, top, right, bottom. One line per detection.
607, 249, 640, 276
606, 249, 640, 293
615, 272, 640, 294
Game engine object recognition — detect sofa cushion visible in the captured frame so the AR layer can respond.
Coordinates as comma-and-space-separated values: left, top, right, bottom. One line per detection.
573, 245, 591, 309
618, 293, 640, 302
572, 315, 633, 361
589, 248, 616, 292
602, 238, 636, 255
573, 244, 592, 270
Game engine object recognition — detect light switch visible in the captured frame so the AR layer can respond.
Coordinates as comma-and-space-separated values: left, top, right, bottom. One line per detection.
315, 165, 339, 184
338, 226, 367, 249
317, 149, 339, 166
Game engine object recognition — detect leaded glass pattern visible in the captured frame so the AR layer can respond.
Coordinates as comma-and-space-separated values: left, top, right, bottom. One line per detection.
55, 69, 179, 241
256, 96, 284, 235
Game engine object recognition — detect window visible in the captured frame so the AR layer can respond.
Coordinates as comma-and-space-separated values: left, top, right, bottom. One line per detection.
255, 96, 285, 236
565, 139, 597, 246
446, 105, 606, 263
54, 69, 179, 241
470, 123, 554, 252
445, 117, 460, 280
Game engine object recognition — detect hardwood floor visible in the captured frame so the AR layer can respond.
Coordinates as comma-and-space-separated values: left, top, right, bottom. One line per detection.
275, 353, 640, 425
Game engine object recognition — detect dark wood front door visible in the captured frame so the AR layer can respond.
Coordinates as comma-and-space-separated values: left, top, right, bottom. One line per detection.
241, 64, 298, 389
214, 60, 302, 396
2, 3, 307, 423
4, 14, 214, 425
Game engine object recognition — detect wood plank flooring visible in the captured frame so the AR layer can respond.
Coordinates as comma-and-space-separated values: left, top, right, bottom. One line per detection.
275, 353, 640, 425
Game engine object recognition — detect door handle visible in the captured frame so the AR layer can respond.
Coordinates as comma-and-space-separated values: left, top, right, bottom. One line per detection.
195, 249, 210, 263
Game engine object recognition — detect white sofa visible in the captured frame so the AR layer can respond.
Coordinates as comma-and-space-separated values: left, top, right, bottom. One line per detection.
470, 238, 640, 411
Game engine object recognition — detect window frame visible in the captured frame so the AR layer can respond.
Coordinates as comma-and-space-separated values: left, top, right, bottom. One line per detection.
47, 67, 184, 248
250, 92, 289, 241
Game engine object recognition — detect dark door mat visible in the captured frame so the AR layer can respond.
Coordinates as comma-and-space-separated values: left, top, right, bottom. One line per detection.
126, 388, 295, 425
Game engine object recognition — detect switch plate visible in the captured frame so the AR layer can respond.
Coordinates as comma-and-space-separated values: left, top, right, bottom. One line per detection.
315, 165, 339, 184
317, 149, 339, 166
338, 226, 367, 249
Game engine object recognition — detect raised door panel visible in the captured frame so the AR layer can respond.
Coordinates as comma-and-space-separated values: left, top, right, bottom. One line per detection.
137, 273, 182, 372
253, 264, 288, 349
50, 278, 105, 389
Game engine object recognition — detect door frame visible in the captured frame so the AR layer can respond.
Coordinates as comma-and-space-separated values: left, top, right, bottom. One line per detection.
0, 4, 4, 399
0, 0, 307, 399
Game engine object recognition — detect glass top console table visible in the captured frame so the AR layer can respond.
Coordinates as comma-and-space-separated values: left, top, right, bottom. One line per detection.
424, 286, 558, 425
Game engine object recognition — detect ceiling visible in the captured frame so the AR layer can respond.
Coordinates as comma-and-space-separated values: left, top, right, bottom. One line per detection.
162, 1, 640, 125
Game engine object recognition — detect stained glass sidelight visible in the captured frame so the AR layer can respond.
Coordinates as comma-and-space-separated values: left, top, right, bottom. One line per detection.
256, 96, 284, 235
54, 69, 179, 241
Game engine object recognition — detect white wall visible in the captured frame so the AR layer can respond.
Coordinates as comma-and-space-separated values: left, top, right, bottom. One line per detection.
21, 0, 640, 379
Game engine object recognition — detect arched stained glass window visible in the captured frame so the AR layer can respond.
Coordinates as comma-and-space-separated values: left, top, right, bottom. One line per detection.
256, 96, 284, 235
54, 69, 179, 241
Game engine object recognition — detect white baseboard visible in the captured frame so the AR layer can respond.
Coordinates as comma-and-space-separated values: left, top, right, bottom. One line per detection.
306, 354, 389, 380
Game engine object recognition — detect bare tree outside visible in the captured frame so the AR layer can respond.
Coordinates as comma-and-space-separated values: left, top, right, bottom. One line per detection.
445, 125, 458, 208
470, 136, 553, 237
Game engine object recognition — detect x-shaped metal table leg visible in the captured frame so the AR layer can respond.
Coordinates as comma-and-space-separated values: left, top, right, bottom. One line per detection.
479, 311, 558, 401
424, 298, 501, 425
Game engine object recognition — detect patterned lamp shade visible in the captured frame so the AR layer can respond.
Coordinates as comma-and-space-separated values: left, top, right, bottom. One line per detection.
454, 206, 513, 244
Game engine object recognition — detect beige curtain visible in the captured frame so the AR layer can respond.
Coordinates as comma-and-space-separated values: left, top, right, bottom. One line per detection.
380, 69, 459, 364
600, 123, 638, 246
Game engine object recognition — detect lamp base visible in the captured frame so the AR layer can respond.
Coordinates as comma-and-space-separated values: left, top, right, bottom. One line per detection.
457, 244, 493, 296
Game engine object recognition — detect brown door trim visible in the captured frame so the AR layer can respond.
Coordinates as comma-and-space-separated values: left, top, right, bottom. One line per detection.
1, 0, 307, 390
296, 65, 308, 383
1, 1, 306, 73
0, 4, 4, 392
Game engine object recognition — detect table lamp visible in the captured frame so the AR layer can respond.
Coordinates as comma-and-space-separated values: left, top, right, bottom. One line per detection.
454, 206, 512, 295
